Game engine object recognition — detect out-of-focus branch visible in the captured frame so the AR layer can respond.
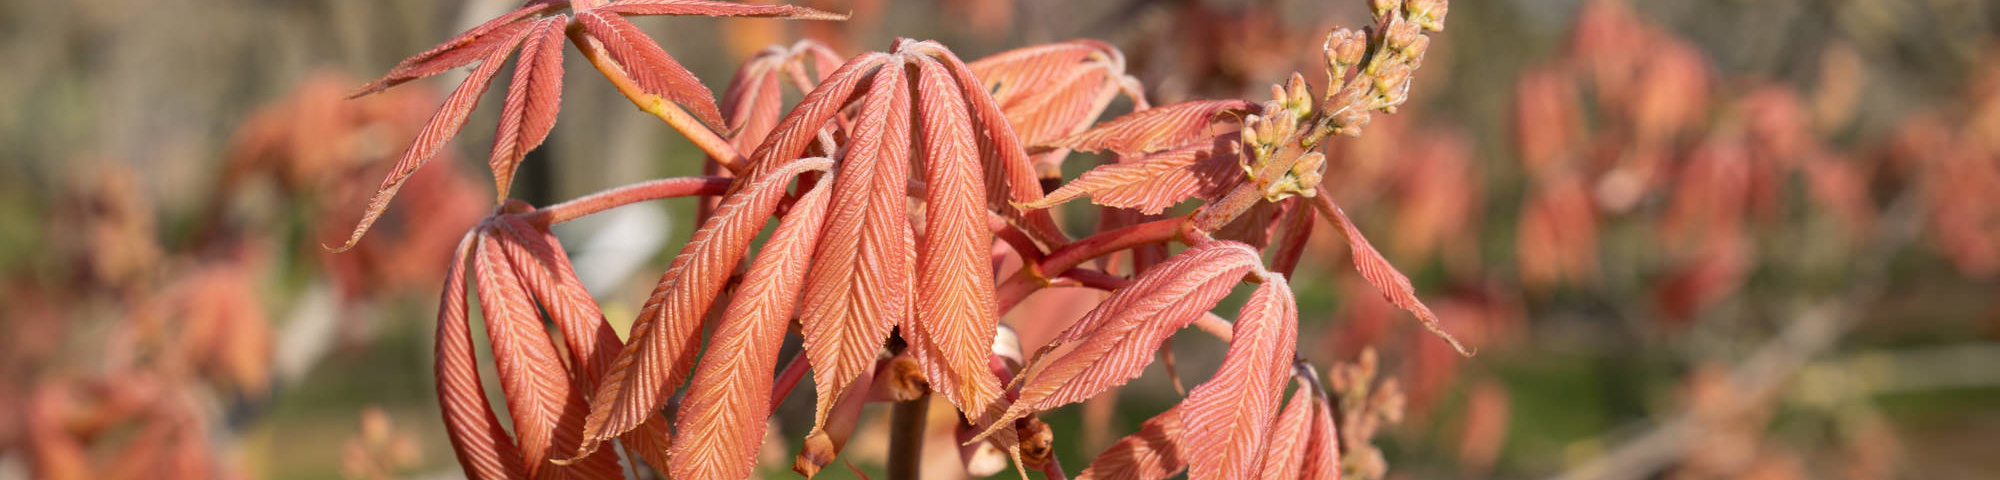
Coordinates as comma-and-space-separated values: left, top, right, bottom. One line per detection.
1544, 192, 1925, 480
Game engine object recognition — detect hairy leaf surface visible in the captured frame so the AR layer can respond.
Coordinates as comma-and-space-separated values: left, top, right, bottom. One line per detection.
434, 235, 528, 480
799, 64, 913, 433
1023, 140, 1241, 214
349, 4, 549, 97
575, 10, 726, 127
598, 0, 846, 19
1312, 190, 1471, 355
474, 233, 622, 479
1047, 99, 1257, 156
1181, 273, 1296, 480
982, 242, 1262, 439
1257, 386, 1315, 480
671, 178, 834, 480
908, 57, 1005, 421
488, 17, 568, 200
576, 158, 833, 457
333, 26, 528, 251
1075, 404, 1186, 480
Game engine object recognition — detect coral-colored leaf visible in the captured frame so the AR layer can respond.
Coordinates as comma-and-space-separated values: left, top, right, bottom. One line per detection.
910, 41, 1070, 245
745, 53, 891, 177
576, 10, 726, 127
492, 216, 677, 474
670, 177, 834, 480
969, 40, 1127, 145
1022, 139, 1242, 214
349, 4, 549, 98
332, 26, 529, 252
597, 0, 847, 20
799, 63, 913, 433
980, 242, 1262, 440
1257, 386, 1315, 480
1301, 393, 1341, 480
907, 57, 1006, 422
1075, 404, 1187, 480
720, 49, 787, 153
1047, 99, 1257, 156
433, 234, 529, 480
575, 157, 833, 457
488, 17, 568, 200
474, 232, 624, 479
1311, 189, 1471, 355
1182, 273, 1297, 480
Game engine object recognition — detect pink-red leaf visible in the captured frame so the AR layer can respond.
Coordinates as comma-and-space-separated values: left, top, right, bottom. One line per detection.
968, 40, 1127, 145
473, 232, 622, 479
1047, 99, 1257, 156
349, 4, 549, 98
1075, 404, 1187, 480
575, 10, 726, 127
597, 0, 847, 20
488, 17, 569, 200
907, 57, 1006, 422
1181, 273, 1297, 480
908, 41, 1070, 245
434, 234, 529, 480
574, 157, 833, 457
979, 242, 1262, 440
799, 63, 913, 433
1301, 392, 1341, 480
1021, 139, 1243, 215
1311, 188, 1471, 355
1257, 386, 1316, 480
745, 53, 891, 177
670, 177, 835, 480
331, 26, 529, 252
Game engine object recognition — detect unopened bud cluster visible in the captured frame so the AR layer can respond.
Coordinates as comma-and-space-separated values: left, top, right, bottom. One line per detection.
1319, 0, 1446, 137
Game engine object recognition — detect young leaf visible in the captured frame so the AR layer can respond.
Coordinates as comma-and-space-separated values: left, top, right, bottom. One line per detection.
799, 63, 913, 433
332, 26, 529, 252
1257, 385, 1316, 479
433, 234, 529, 480
348, 4, 549, 98
1311, 188, 1471, 355
1075, 404, 1187, 480
744, 53, 891, 177
968, 40, 1126, 145
1046, 99, 1257, 156
1301, 392, 1342, 480
910, 41, 1070, 245
474, 232, 624, 479
980, 242, 1263, 440
575, 10, 728, 127
575, 157, 833, 458
488, 17, 569, 201
597, 0, 847, 20
907, 57, 1006, 422
1182, 273, 1297, 480
1021, 139, 1242, 215
493, 215, 679, 474
670, 177, 835, 480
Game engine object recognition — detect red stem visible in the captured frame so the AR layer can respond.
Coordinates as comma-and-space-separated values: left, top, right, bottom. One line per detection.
770, 348, 812, 414
995, 218, 1185, 312
522, 177, 733, 227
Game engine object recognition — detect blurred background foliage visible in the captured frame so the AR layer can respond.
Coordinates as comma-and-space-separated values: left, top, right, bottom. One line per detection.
3, 0, 1998, 479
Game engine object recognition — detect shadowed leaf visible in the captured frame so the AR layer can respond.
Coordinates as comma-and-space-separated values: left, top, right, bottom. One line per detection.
1301, 392, 1341, 480
910, 41, 1070, 245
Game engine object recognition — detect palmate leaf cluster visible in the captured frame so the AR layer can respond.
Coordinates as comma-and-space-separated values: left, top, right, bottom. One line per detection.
336, 0, 1464, 478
